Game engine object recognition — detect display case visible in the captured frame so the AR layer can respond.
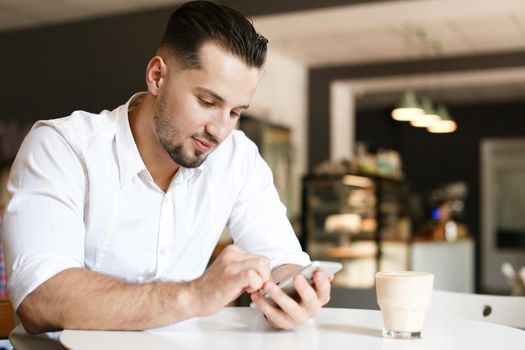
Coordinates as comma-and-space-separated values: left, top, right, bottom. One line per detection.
301, 174, 411, 288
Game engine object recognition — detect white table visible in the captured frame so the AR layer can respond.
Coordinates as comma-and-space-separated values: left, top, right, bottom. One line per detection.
60, 307, 525, 350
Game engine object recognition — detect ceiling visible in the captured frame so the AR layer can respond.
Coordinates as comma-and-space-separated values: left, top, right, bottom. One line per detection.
254, 0, 525, 67
1, 0, 525, 107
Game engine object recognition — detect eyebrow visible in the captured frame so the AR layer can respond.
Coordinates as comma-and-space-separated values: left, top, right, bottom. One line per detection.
196, 87, 250, 110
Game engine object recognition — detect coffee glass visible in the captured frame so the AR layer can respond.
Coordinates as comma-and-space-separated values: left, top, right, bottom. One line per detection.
375, 271, 434, 339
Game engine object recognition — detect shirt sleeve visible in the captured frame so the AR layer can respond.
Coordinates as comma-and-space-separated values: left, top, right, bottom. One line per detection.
227, 138, 310, 270
2, 123, 86, 310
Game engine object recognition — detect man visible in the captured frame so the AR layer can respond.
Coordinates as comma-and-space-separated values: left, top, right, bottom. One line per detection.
3, 1, 332, 347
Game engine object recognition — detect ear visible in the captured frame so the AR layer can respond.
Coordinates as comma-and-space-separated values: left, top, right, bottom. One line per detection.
145, 56, 167, 96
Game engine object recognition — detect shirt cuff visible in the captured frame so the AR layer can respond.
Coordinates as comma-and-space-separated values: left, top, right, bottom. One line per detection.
8, 254, 83, 310
269, 252, 311, 270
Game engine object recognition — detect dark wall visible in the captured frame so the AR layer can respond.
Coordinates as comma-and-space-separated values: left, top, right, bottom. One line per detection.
357, 102, 525, 195
356, 102, 525, 292
0, 8, 172, 122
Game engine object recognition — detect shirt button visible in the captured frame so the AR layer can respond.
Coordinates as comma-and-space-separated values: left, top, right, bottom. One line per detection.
163, 196, 169, 204
159, 248, 166, 255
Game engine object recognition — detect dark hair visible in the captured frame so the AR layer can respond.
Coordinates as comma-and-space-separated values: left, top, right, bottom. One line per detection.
160, 1, 268, 69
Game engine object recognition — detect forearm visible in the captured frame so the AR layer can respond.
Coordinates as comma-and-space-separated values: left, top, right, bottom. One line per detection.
18, 268, 197, 334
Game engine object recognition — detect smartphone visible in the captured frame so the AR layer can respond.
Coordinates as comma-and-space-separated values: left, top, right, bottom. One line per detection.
261, 260, 343, 300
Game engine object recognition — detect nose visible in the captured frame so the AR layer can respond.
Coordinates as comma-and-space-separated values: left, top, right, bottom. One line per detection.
205, 110, 234, 143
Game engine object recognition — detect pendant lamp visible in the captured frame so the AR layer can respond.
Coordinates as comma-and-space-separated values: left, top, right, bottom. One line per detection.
411, 97, 441, 127
427, 104, 457, 133
391, 90, 424, 121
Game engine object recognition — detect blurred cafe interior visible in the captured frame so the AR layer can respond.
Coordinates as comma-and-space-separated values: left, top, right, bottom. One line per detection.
0, 0, 525, 336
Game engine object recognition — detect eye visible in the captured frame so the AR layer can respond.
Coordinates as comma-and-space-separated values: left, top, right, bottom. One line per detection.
198, 97, 214, 107
230, 111, 241, 118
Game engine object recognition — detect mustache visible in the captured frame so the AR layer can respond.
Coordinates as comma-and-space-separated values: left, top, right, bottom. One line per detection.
193, 131, 219, 146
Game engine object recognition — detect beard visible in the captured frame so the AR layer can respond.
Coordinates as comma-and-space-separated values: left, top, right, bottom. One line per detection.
153, 93, 215, 169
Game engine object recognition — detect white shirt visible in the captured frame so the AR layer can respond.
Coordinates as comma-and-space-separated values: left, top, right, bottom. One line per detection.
3, 92, 310, 312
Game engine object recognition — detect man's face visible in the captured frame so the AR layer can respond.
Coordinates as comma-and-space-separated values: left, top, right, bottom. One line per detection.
154, 42, 262, 168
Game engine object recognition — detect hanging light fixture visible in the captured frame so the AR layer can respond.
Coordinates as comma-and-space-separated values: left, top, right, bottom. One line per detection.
391, 90, 424, 121
427, 104, 457, 133
410, 97, 441, 128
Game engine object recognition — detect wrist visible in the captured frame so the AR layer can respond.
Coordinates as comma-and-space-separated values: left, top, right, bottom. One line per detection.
153, 280, 200, 324
179, 279, 202, 318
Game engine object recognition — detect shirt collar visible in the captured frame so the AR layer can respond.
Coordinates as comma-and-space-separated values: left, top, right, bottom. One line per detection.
115, 92, 207, 188
178, 165, 206, 186
115, 92, 148, 187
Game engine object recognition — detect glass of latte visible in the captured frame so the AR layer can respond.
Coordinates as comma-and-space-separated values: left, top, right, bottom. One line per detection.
375, 271, 434, 339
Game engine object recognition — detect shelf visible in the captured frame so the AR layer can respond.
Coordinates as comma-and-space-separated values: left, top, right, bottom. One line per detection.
309, 229, 376, 240
302, 173, 411, 284
327, 245, 377, 259
303, 173, 403, 183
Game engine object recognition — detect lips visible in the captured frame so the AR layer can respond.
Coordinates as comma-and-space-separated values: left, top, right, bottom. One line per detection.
192, 137, 214, 152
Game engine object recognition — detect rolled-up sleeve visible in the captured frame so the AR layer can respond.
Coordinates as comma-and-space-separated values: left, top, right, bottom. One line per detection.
227, 142, 310, 269
2, 123, 86, 310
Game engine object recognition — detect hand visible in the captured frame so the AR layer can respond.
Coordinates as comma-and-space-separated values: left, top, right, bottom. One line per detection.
193, 245, 271, 317
250, 270, 333, 329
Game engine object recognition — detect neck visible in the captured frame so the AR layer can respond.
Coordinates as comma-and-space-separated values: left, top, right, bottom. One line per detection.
129, 93, 178, 192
